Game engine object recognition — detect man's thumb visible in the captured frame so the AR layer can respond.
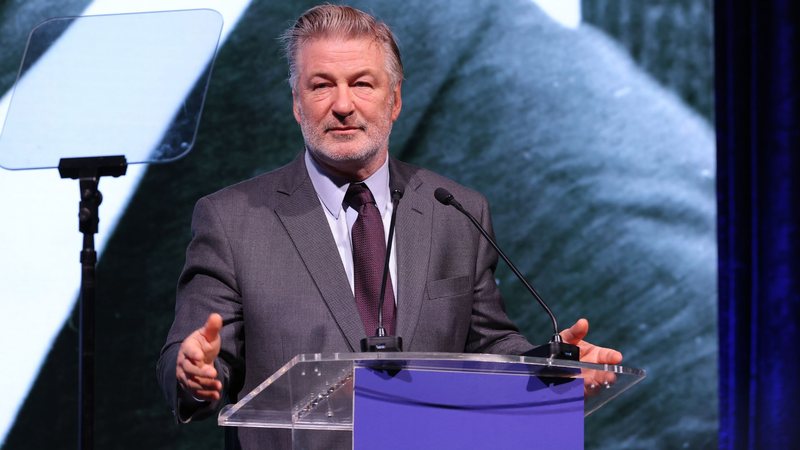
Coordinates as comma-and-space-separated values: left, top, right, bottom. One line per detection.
200, 313, 223, 344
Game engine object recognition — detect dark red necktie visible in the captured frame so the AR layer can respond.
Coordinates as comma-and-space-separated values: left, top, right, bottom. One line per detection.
344, 182, 396, 336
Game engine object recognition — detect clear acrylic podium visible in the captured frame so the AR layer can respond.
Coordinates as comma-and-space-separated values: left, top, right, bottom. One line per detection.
219, 352, 645, 449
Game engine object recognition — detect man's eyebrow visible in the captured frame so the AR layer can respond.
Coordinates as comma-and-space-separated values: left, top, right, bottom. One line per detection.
307, 71, 334, 80
307, 69, 378, 81
350, 69, 377, 79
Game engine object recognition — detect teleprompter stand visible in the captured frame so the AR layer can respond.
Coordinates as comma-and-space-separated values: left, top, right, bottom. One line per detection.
0, 10, 223, 450
58, 155, 127, 450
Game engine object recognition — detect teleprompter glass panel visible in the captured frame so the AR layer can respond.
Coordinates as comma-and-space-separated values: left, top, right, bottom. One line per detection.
0, 9, 222, 169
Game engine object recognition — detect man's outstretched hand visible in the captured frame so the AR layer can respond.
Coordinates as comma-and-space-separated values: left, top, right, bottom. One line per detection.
560, 318, 623, 365
177, 313, 223, 402
560, 318, 623, 393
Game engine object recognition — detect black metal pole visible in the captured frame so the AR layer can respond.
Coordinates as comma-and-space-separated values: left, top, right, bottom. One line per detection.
78, 178, 100, 450
78, 242, 96, 450
59, 156, 126, 450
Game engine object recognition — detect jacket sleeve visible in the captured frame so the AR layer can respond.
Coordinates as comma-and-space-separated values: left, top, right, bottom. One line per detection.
462, 192, 537, 355
156, 195, 245, 422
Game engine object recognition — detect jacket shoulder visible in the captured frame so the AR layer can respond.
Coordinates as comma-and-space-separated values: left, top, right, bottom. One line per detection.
392, 158, 489, 206
200, 156, 306, 209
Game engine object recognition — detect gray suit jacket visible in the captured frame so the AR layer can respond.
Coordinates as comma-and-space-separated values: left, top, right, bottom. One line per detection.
157, 154, 534, 449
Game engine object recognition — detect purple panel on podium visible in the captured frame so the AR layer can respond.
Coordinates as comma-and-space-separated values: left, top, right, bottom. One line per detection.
353, 366, 584, 449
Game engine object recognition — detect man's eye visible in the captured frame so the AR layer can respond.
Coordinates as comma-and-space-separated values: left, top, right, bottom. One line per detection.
312, 83, 332, 90
354, 81, 372, 88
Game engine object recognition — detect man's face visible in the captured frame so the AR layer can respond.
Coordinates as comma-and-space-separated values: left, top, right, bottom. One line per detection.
292, 37, 402, 180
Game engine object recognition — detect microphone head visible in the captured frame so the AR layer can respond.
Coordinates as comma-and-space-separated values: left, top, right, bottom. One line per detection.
391, 188, 404, 201
434, 187, 454, 205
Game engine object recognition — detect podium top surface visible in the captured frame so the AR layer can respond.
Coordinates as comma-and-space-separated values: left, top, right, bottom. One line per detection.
219, 352, 646, 431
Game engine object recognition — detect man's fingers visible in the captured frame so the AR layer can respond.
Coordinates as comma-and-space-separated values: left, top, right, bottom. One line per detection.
176, 313, 223, 368
577, 341, 624, 365
177, 332, 217, 367
596, 347, 623, 365
174, 314, 224, 400
582, 368, 620, 397
559, 318, 589, 344
182, 378, 222, 401
178, 356, 218, 379
180, 339, 207, 363
177, 361, 222, 401
193, 390, 221, 401
182, 375, 222, 393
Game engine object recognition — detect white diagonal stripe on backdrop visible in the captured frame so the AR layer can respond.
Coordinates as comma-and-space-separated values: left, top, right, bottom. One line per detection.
0, 0, 252, 443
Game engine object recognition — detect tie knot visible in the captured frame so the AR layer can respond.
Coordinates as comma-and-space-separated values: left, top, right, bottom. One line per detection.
345, 183, 376, 210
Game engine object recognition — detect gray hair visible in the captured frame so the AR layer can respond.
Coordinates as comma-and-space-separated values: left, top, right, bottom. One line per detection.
281, 4, 404, 89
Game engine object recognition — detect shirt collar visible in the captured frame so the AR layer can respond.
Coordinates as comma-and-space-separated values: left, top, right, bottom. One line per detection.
305, 150, 390, 219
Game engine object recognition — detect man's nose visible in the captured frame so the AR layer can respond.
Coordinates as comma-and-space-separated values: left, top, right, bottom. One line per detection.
331, 85, 355, 118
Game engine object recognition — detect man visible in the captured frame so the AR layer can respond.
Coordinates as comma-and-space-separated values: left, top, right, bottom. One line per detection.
157, 4, 622, 448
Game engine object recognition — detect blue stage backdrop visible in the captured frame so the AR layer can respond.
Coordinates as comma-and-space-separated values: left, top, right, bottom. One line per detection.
716, 1, 800, 449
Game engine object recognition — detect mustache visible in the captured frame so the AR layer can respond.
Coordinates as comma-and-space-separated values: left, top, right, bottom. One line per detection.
323, 119, 367, 131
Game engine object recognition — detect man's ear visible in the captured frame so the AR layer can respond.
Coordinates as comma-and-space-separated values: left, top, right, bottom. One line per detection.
390, 81, 402, 122
292, 90, 302, 124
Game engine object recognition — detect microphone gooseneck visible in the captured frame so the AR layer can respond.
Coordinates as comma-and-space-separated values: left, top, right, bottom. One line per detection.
376, 188, 403, 337
360, 188, 404, 352
434, 187, 578, 360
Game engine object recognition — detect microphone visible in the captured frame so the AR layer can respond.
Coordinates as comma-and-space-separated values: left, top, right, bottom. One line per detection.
361, 188, 404, 352
433, 187, 579, 361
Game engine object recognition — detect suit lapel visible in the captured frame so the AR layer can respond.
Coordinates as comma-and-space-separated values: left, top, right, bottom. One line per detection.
271, 156, 433, 352
390, 160, 431, 351
273, 156, 365, 351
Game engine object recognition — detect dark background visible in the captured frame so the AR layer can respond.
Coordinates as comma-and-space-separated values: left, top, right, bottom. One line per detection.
1, 1, 716, 448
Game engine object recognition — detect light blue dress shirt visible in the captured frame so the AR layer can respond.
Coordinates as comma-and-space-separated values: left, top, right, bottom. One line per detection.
304, 151, 398, 302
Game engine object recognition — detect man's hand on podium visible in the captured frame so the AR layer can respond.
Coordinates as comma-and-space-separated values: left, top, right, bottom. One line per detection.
560, 318, 624, 394
177, 313, 223, 402
560, 318, 623, 365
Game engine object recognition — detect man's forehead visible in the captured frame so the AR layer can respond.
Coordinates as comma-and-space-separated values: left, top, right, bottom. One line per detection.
297, 35, 384, 56
295, 36, 388, 74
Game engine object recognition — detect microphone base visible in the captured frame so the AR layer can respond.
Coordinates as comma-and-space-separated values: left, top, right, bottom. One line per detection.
523, 342, 580, 361
360, 335, 403, 352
